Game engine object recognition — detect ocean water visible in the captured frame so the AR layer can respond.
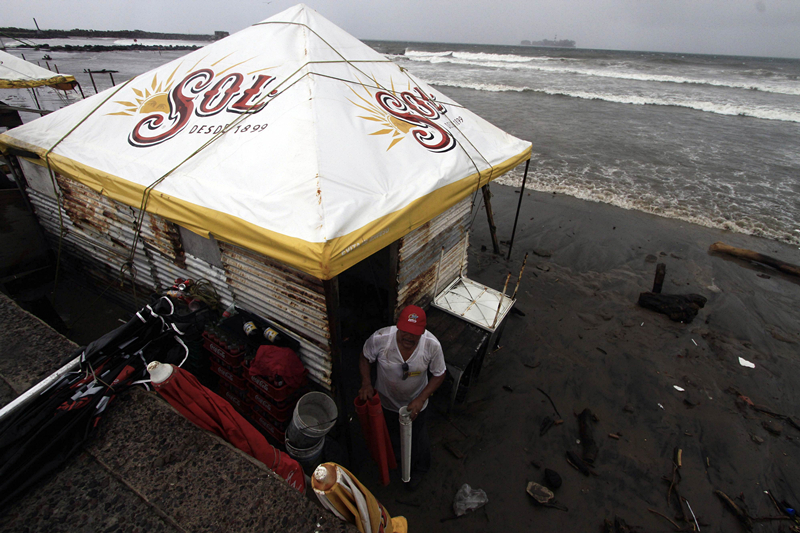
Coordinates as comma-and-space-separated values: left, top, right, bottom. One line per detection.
4, 40, 800, 245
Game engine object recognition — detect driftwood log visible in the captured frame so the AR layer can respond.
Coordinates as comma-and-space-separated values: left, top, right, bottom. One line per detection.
652, 263, 666, 293
638, 292, 707, 323
577, 408, 598, 464
710, 242, 800, 278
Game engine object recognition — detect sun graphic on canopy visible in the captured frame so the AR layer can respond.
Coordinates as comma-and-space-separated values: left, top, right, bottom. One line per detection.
348, 76, 417, 151
106, 66, 180, 116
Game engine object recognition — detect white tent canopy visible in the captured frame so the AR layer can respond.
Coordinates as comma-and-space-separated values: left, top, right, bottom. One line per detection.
0, 5, 530, 280
0, 50, 76, 89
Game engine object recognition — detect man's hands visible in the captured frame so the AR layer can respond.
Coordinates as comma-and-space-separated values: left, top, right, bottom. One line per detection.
407, 396, 424, 421
358, 383, 375, 401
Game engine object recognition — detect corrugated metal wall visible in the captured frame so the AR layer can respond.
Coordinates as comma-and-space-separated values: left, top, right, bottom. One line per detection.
219, 242, 332, 388
395, 197, 472, 316
19, 160, 332, 389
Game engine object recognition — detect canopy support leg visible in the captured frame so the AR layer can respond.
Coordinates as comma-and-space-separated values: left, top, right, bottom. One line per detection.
323, 277, 353, 466
482, 185, 500, 254
506, 159, 530, 261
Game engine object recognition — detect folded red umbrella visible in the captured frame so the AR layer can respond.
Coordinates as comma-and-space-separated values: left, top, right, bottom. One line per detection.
152, 363, 305, 493
249, 345, 307, 389
354, 394, 396, 486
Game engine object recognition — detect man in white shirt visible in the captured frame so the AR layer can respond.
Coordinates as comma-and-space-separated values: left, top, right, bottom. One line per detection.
358, 305, 446, 490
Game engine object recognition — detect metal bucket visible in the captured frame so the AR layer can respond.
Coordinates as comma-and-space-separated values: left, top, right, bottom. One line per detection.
285, 435, 325, 475
291, 391, 338, 439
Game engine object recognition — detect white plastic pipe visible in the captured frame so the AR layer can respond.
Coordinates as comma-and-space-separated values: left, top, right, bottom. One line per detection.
398, 406, 413, 483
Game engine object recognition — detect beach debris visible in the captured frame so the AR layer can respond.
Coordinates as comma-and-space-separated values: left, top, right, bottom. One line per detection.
566, 451, 594, 476
692, 338, 698, 346
540, 416, 555, 436
709, 241, 800, 278
658, 403, 665, 410
597, 347, 608, 355
608, 433, 620, 440
648, 508, 681, 530
637, 292, 707, 323
544, 468, 562, 489
536, 387, 562, 418
762, 420, 783, 436
685, 498, 701, 531
674, 385, 685, 392
602, 515, 634, 533
577, 408, 599, 464
739, 357, 756, 368
715, 489, 753, 531
652, 262, 667, 293
444, 441, 467, 460
452, 483, 488, 517
526, 481, 568, 511
752, 434, 764, 444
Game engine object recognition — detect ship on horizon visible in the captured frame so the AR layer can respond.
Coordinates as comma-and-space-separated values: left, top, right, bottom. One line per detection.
520, 36, 575, 48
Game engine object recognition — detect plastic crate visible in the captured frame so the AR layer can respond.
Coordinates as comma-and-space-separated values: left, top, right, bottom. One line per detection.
247, 388, 298, 422
209, 353, 245, 377
202, 332, 245, 367
210, 359, 248, 389
250, 410, 287, 444
248, 371, 306, 402
218, 382, 251, 414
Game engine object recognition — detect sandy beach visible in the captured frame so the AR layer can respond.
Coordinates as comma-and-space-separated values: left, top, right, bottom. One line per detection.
354, 184, 800, 532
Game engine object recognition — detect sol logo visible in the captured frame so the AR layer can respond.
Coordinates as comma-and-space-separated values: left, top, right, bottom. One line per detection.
349, 80, 456, 153
113, 67, 277, 148
374, 87, 455, 153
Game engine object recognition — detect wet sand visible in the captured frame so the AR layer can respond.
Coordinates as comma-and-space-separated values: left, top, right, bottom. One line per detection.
362, 186, 800, 532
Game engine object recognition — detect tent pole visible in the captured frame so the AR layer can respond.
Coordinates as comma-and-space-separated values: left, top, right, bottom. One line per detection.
506, 159, 530, 261
323, 277, 353, 466
481, 185, 500, 254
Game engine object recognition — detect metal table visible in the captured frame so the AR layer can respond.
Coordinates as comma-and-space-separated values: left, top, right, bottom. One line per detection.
428, 276, 515, 410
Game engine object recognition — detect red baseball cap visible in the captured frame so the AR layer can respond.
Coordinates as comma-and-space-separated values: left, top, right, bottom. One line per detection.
397, 305, 426, 336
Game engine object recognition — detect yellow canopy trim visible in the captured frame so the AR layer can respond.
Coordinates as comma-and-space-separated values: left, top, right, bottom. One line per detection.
4, 135, 530, 280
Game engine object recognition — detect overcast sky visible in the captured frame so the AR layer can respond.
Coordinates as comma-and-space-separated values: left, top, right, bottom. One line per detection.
6, 0, 800, 58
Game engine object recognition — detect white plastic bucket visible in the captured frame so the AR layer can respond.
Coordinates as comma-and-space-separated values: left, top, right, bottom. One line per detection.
291, 391, 338, 439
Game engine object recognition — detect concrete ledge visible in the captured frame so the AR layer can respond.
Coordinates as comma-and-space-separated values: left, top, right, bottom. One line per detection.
0, 293, 356, 533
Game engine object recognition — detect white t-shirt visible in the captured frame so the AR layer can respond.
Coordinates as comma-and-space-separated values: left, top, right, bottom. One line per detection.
363, 326, 447, 412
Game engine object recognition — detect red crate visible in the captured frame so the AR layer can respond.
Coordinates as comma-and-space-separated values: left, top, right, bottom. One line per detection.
202, 332, 245, 367
210, 359, 248, 389
218, 382, 251, 413
209, 354, 244, 377
247, 388, 296, 422
248, 371, 306, 402
250, 410, 286, 443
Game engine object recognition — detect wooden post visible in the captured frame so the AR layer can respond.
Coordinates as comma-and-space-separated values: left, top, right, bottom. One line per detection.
108, 72, 116, 86
507, 159, 531, 260
323, 277, 353, 466
653, 263, 666, 293
87, 71, 98, 94
482, 185, 500, 254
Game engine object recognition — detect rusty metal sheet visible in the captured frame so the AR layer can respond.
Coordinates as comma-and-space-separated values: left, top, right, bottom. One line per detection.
395, 198, 471, 314
219, 242, 332, 388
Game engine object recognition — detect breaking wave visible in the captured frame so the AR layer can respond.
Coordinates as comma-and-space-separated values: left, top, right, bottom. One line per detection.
495, 168, 800, 246
405, 49, 800, 96
430, 80, 800, 123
